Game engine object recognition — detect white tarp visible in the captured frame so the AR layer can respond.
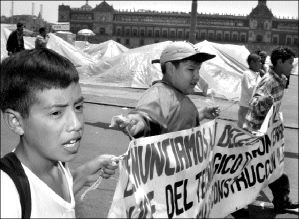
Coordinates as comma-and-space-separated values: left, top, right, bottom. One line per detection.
78, 41, 171, 88
79, 40, 250, 100
47, 34, 95, 68
195, 40, 250, 100
80, 40, 129, 60
1, 24, 95, 67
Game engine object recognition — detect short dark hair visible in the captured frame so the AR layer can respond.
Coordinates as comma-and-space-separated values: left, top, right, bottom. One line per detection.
271, 47, 295, 66
161, 61, 180, 74
39, 27, 46, 34
17, 22, 23, 28
0, 48, 79, 117
247, 53, 260, 66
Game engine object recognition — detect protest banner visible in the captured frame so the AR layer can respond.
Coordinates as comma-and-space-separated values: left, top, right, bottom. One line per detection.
108, 103, 284, 218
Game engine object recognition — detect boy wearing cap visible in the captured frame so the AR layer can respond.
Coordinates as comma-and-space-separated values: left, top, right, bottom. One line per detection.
111, 41, 219, 138
6, 22, 25, 56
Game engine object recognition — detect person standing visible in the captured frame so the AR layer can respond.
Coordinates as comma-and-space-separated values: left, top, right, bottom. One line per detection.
35, 27, 50, 49
245, 47, 298, 214
257, 50, 269, 77
237, 53, 262, 128
6, 22, 25, 56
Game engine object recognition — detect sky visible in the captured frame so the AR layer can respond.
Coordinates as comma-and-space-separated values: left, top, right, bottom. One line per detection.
1, 1, 298, 24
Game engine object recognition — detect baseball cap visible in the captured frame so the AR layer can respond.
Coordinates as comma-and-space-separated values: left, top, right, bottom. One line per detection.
152, 41, 215, 64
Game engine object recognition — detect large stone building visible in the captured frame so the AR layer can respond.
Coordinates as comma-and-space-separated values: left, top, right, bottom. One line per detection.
58, 0, 298, 55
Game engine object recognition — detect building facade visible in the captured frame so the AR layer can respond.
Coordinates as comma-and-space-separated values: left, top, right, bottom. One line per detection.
58, 0, 298, 55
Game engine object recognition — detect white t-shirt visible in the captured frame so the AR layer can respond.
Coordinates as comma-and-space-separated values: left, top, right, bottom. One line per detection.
239, 69, 261, 107
0, 161, 75, 218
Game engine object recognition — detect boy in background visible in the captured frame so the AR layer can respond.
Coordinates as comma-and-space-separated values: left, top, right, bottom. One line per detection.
238, 53, 262, 128
110, 41, 220, 138
0, 48, 118, 217
245, 47, 298, 213
35, 27, 50, 49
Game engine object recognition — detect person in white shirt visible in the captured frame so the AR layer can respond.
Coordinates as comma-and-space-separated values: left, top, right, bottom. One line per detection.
237, 53, 262, 128
0, 48, 118, 218
35, 27, 50, 49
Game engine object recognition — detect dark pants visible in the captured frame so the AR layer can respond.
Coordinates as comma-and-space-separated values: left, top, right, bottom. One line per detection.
268, 173, 290, 206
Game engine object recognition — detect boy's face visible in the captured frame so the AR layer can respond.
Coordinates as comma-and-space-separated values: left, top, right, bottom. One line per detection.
259, 52, 267, 64
250, 57, 262, 72
168, 60, 202, 94
21, 82, 84, 163
278, 57, 294, 76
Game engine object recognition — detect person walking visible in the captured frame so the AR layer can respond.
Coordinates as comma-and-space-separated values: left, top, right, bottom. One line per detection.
245, 47, 298, 214
6, 22, 25, 56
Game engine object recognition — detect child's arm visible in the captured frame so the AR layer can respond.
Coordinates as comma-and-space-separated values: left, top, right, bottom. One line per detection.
249, 80, 274, 117
72, 154, 118, 195
110, 113, 147, 137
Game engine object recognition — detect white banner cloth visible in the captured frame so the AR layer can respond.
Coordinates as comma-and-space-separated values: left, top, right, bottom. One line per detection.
108, 103, 284, 218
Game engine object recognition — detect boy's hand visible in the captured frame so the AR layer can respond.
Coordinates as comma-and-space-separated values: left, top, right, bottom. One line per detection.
202, 106, 220, 119
110, 114, 145, 137
73, 154, 118, 194
97, 154, 119, 179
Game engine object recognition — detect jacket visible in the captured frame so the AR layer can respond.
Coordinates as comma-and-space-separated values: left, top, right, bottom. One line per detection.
6, 30, 25, 54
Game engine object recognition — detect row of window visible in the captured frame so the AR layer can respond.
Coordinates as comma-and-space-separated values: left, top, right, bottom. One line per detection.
70, 24, 297, 46
114, 15, 248, 27
71, 14, 93, 20
271, 35, 298, 45
113, 28, 247, 42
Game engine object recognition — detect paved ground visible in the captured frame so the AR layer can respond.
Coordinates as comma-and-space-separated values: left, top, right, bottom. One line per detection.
1, 75, 298, 218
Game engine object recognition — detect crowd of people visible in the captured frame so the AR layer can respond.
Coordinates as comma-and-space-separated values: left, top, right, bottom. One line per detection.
0, 22, 298, 218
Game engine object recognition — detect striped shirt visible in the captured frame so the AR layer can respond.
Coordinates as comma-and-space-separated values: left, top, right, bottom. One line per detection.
245, 67, 287, 130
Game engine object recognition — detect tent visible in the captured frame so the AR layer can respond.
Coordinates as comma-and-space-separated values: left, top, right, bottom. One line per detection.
78, 41, 171, 87
55, 31, 76, 45
1, 24, 95, 67
81, 40, 129, 60
46, 34, 95, 68
79, 40, 251, 100
195, 40, 250, 100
